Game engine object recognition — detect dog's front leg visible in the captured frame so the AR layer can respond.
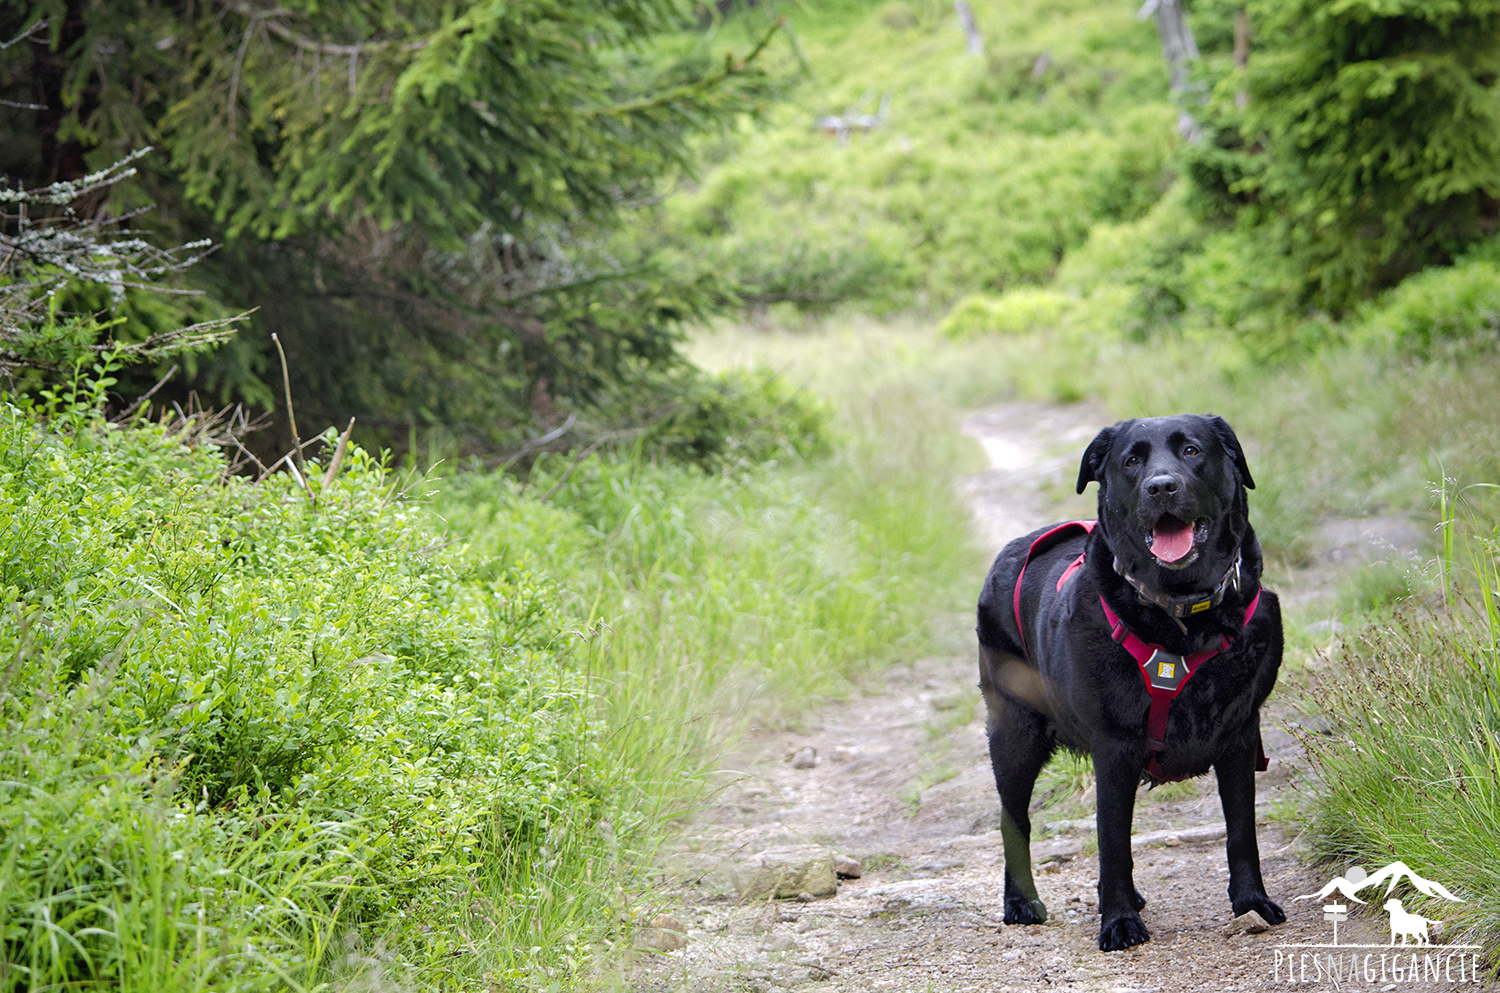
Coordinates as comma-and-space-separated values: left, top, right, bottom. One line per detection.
1093, 740, 1150, 950
1214, 723, 1285, 925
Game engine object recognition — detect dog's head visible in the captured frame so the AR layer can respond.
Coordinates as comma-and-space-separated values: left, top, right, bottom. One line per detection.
1075, 414, 1254, 586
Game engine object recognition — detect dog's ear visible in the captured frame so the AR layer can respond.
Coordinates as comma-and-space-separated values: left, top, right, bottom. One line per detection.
1076, 424, 1118, 494
1208, 415, 1255, 490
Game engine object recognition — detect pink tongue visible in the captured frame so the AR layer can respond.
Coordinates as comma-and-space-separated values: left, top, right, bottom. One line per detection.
1151, 522, 1195, 563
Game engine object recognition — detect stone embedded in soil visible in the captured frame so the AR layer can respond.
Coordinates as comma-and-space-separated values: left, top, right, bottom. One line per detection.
834, 853, 862, 878
1036, 837, 1083, 863
910, 857, 963, 878
928, 690, 964, 711
1223, 910, 1272, 936
636, 914, 688, 952
1131, 822, 1227, 848
761, 933, 802, 953
790, 746, 818, 769
863, 879, 964, 914
730, 845, 838, 900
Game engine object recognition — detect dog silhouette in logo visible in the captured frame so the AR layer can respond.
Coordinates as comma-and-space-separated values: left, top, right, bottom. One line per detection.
1384, 898, 1440, 946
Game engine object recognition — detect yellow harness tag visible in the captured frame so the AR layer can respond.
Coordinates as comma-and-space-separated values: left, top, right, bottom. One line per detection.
1157, 661, 1176, 680
1190, 599, 1212, 614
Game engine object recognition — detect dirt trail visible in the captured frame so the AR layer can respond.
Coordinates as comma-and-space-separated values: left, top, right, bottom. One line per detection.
636, 403, 1483, 993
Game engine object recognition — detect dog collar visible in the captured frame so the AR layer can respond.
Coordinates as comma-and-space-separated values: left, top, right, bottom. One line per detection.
1112, 549, 1242, 629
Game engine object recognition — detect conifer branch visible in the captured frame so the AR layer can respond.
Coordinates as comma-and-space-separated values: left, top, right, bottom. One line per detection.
219, 0, 427, 57
581, 19, 782, 118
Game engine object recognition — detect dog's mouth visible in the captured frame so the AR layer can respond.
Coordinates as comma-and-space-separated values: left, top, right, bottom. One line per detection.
1146, 514, 1202, 568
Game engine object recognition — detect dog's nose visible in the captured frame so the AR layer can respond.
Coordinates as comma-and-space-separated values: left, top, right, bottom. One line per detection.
1145, 474, 1179, 498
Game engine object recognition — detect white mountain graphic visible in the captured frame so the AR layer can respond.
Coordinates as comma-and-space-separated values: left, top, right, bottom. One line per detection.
1295, 862, 1464, 905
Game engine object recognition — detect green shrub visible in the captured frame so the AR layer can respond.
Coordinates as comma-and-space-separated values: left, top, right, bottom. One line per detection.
0, 399, 630, 989
642, 367, 832, 469
1239, 0, 1500, 311
1351, 255, 1500, 354
939, 288, 1072, 338
628, 0, 1179, 312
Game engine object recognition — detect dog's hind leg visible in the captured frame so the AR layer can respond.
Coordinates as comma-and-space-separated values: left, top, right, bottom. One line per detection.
982, 668, 1054, 926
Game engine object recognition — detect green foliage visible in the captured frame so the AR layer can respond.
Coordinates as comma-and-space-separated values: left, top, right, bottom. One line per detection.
14, 0, 771, 245
1302, 524, 1500, 951
939, 288, 1071, 338
0, 396, 632, 988
0, 1, 778, 456
1350, 245, 1500, 354
640, 366, 832, 469
631, 0, 1179, 312
0, 335, 979, 988
1236, 0, 1500, 311
0, 156, 241, 394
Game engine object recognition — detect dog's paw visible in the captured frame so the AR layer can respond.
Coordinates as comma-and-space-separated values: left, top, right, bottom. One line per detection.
1098, 914, 1150, 951
1003, 896, 1048, 925
1232, 895, 1286, 925
1131, 886, 1147, 912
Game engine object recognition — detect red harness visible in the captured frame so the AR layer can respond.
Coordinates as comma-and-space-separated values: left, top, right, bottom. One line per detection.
1012, 521, 1269, 782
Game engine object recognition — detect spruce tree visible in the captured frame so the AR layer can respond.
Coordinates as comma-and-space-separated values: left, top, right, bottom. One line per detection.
0, 0, 775, 452
1241, 0, 1500, 311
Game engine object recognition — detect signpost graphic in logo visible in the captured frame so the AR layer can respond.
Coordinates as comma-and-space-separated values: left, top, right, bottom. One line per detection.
1271, 861, 1483, 985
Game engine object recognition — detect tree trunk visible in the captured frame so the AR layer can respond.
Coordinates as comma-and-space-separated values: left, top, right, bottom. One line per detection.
954, 1, 984, 56
1138, 0, 1201, 139
1233, 6, 1249, 107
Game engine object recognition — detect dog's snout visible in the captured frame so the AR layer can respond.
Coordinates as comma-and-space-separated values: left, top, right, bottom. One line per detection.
1145, 474, 1179, 499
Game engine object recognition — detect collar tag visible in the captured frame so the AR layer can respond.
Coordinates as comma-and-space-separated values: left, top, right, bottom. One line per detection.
1146, 649, 1187, 690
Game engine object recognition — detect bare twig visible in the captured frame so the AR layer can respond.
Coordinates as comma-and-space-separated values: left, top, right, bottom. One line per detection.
412, 536, 463, 558
269, 332, 311, 497
954, 1, 984, 56
230, 437, 268, 475
0, 19, 45, 51
539, 434, 612, 503
111, 365, 178, 423
228, 19, 254, 133
285, 457, 307, 495
488, 412, 577, 470
322, 416, 355, 487
255, 433, 326, 482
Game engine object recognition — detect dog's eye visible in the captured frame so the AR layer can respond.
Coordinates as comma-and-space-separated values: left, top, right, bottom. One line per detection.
1183, 445, 1199, 456
1124, 456, 1139, 467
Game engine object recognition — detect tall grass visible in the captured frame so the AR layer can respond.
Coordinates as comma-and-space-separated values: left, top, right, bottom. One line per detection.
0, 396, 648, 991
434, 323, 991, 770
1299, 507, 1500, 952
421, 321, 996, 987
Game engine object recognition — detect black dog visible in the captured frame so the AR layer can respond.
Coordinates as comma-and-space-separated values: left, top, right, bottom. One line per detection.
975, 414, 1284, 951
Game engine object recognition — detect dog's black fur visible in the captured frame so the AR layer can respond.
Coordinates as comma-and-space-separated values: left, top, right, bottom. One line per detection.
975, 414, 1285, 951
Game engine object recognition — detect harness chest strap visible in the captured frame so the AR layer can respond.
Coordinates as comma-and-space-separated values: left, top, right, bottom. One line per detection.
1099, 592, 1268, 781
1011, 520, 1268, 781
